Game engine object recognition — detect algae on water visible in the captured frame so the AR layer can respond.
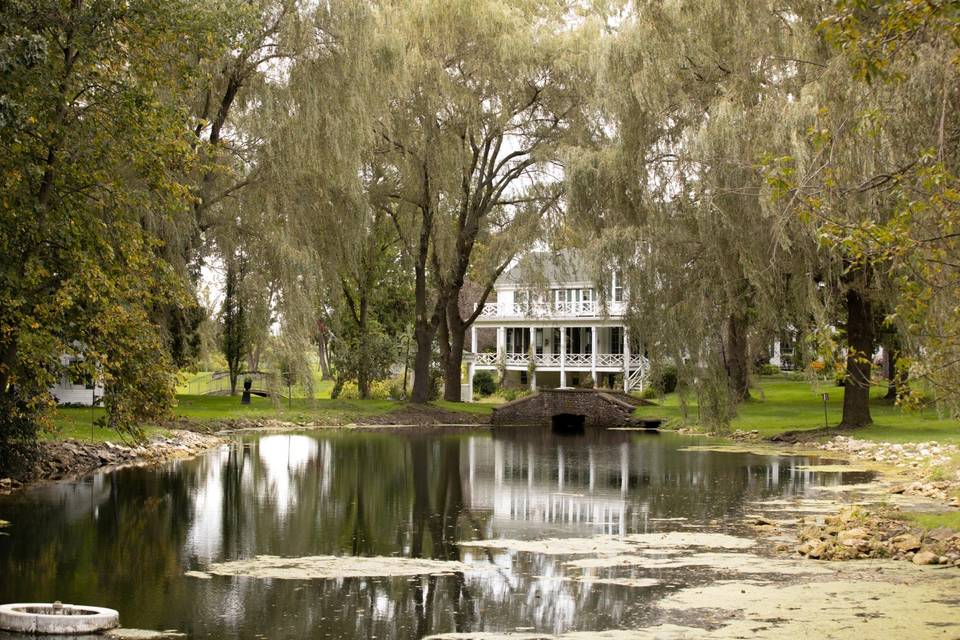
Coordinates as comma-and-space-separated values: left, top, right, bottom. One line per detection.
459, 532, 755, 556
191, 555, 477, 580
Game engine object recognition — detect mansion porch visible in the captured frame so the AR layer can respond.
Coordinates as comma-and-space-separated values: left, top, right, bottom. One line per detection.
466, 324, 650, 399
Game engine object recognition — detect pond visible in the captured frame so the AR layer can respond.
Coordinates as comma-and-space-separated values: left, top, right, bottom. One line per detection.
0, 428, 876, 639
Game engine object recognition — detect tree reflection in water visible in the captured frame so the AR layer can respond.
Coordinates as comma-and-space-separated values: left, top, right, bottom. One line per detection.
0, 429, 864, 638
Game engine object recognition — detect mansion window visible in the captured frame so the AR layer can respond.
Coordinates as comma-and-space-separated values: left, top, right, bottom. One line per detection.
553, 288, 595, 305
505, 328, 530, 354
552, 327, 593, 354
610, 327, 623, 354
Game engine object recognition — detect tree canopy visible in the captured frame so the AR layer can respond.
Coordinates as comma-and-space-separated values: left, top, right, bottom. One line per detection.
3, 0, 959, 438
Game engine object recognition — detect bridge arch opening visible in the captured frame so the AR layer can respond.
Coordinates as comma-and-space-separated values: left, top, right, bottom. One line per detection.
551, 413, 585, 434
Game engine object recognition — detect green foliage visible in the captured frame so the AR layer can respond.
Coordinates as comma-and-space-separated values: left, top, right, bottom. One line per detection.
329, 323, 397, 398
501, 388, 533, 403
640, 386, 658, 400
652, 365, 679, 395
568, 0, 825, 426
0, 0, 228, 438
757, 363, 782, 377
387, 378, 407, 400
821, 0, 960, 84
473, 370, 496, 397
335, 379, 395, 401
775, 0, 960, 416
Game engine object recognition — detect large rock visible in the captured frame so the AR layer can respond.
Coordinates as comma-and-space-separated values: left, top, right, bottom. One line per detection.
837, 528, 869, 547
912, 551, 938, 565
925, 527, 956, 543
892, 533, 922, 553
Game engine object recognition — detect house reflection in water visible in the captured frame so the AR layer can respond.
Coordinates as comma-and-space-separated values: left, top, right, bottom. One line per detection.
461, 429, 853, 537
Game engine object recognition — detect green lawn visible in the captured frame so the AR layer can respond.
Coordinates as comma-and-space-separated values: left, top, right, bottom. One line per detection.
48, 375, 960, 445
47, 393, 471, 443
47, 409, 170, 444
640, 376, 960, 444
434, 399, 495, 415
176, 370, 335, 398
905, 511, 960, 530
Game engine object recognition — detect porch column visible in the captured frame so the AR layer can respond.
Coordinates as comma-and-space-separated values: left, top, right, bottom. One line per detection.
529, 326, 537, 391
559, 326, 567, 387
590, 326, 598, 387
466, 326, 478, 402
466, 359, 475, 402
496, 326, 505, 358
623, 325, 631, 392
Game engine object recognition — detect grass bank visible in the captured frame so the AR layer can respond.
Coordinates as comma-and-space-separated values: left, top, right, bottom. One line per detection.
47, 393, 493, 444
640, 376, 960, 444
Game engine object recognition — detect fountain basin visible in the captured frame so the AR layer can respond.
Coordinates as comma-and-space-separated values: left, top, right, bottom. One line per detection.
0, 602, 119, 634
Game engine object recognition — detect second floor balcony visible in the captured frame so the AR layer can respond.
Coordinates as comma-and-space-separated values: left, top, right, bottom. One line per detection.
473, 352, 647, 370
478, 300, 626, 321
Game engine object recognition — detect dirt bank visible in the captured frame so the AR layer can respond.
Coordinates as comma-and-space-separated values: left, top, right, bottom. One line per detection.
0, 430, 222, 494
178, 404, 490, 435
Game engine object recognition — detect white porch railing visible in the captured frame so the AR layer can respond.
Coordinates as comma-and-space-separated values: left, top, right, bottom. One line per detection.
473, 352, 648, 370
478, 300, 626, 319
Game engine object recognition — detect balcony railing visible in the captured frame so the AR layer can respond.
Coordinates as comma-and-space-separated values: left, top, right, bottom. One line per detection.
478, 300, 626, 319
473, 352, 647, 369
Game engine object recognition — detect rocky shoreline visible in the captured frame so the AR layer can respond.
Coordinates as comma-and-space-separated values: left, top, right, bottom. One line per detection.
793, 506, 960, 565
0, 430, 222, 494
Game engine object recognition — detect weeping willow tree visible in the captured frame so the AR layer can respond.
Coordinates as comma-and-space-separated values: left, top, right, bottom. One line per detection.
567, 0, 829, 429
238, 1, 404, 397
254, 0, 597, 403
768, 0, 960, 419
358, 0, 600, 403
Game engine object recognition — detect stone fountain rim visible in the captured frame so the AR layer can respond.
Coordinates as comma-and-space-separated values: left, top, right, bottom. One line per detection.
0, 602, 120, 634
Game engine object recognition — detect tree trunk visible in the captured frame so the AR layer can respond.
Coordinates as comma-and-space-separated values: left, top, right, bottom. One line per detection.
410, 307, 437, 404
841, 285, 874, 427
442, 297, 467, 402
882, 334, 906, 401
722, 313, 751, 401
330, 375, 345, 399
410, 193, 439, 404
317, 331, 331, 380
356, 292, 370, 400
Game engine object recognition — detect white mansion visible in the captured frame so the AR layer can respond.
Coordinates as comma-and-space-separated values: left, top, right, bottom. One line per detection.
466, 251, 650, 400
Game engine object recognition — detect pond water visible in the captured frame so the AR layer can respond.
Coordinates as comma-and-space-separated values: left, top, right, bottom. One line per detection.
0, 429, 873, 639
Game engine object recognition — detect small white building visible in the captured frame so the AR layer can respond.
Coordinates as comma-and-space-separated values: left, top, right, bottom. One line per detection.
50, 354, 103, 406
466, 250, 650, 398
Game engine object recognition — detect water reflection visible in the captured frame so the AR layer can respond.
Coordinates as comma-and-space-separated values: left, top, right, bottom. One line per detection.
0, 429, 867, 639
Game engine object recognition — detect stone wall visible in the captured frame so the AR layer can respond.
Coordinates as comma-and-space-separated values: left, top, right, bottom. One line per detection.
491, 389, 635, 427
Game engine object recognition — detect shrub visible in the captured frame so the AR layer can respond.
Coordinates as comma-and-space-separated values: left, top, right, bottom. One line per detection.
388, 378, 407, 400
336, 379, 393, 400
473, 370, 496, 397
640, 386, 658, 400
578, 375, 594, 389
502, 388, 531, 402
652, 364, 678, 394
758, 363, 780, 376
